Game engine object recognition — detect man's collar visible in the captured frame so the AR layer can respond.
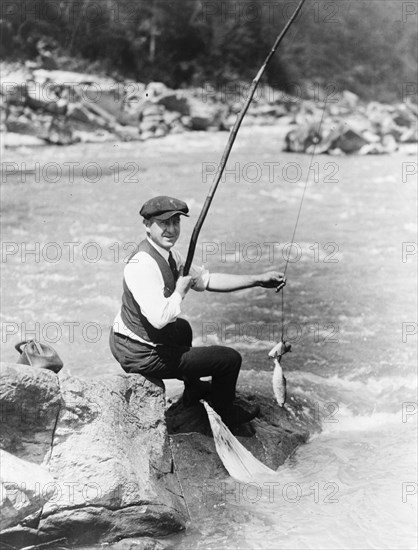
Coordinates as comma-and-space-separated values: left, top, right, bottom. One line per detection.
146, 237, 170, 261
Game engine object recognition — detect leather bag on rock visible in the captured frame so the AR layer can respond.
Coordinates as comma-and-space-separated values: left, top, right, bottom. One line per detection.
15, 340, 64, 373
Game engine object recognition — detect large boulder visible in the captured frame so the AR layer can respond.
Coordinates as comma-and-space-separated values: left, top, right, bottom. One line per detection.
0, 363, 188, 547
145, 82, 168, 99
138, 102, 169, 139
0, 363, 61, 461
156, 91, 228, 130
164, 371, 317, 525
26, 82, 68, 115
188, 97, 228, 131
0, 362, 319, 548
0, 450, 56, 530
156, 92, 190, 116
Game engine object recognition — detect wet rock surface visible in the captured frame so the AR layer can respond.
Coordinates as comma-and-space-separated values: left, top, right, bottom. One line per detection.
0, 362, 320, 548
0, 363, 187, 548
0, 450, 56, 531
164, 372, 318, 524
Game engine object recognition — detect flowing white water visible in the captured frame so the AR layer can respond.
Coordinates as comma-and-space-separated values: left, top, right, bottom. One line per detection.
170, 371, 417, 549
2, 130, 417, 548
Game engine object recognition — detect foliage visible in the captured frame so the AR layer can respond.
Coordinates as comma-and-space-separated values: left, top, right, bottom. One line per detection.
2, 0, 416, 101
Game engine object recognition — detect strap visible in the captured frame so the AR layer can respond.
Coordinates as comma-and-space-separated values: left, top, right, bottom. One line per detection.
34, 341, 43, 355
14, 340, 43, 355
14, 340, 29, 354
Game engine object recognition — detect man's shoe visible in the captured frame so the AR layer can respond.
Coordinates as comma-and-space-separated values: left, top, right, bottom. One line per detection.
182, 380, 212, 408
218, 402, 260, 428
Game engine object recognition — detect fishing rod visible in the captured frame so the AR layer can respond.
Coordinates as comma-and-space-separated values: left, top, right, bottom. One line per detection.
183, 0, 307, 275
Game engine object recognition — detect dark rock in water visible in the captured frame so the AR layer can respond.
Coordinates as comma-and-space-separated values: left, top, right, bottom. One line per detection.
157, 92, 190, 116
165, 371, 316, 524
188, 97, 228, 131
0, 363, 188, 547
285, 118, 380, 155
166, 391, 310, 468
285, 122, 328, 153
155, 90, 228, 131
332, 127, 369, 154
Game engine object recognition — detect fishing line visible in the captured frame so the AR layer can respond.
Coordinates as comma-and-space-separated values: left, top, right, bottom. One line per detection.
280, 102, 329, 341
280, 0, 354, 343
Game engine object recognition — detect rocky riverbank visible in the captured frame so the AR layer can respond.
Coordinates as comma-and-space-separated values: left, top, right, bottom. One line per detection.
0, 363, 187, 548
0, 362, 318, 549
1, 62, 416, 154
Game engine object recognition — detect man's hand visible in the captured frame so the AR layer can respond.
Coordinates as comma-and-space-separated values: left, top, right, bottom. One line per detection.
175, 267, 193, 299
257, 271, 286, 292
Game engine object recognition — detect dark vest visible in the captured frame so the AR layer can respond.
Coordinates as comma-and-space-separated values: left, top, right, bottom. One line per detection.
120, 239, 180, 345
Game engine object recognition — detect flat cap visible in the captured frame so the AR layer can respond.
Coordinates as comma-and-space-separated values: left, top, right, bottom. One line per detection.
140, 196, 189, 220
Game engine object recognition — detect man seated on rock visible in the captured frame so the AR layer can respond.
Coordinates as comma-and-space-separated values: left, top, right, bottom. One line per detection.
109, 196, 286, 428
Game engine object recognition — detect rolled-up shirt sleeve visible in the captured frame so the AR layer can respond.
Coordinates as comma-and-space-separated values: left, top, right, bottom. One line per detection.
124, 252, 182, 329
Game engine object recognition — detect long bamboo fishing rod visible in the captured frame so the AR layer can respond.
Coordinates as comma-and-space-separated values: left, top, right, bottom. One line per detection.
184, 0, 307, 275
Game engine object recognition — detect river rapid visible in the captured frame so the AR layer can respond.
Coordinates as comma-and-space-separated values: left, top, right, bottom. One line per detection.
1, 127, 417, 549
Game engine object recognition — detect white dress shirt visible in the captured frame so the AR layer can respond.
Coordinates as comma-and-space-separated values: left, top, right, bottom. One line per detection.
113, 237, 210, 345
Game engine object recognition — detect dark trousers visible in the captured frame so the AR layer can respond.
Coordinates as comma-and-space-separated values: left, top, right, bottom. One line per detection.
109, 319, 241, 409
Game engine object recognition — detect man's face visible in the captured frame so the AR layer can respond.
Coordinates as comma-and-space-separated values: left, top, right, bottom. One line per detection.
145, 215, 181, 250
